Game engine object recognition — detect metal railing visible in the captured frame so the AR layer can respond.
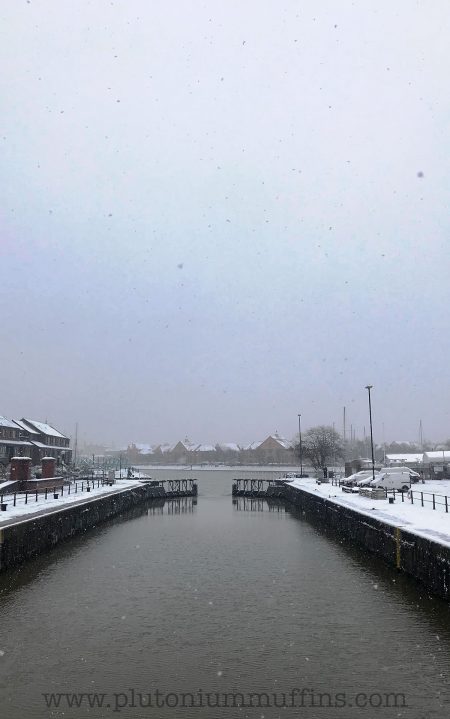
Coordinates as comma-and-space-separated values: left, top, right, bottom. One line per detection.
329, 480, 450, 514
0, 477, 115, 513
387, 488, 449, 512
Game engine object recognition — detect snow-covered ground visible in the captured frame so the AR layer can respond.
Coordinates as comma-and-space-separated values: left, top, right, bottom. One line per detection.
0, 479, 142, 525
286, 477, 450, 548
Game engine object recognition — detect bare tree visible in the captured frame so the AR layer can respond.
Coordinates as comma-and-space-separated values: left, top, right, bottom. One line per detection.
301, 425, 343, 469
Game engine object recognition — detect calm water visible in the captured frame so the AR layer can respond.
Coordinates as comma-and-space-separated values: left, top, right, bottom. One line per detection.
0, 467, 449, 718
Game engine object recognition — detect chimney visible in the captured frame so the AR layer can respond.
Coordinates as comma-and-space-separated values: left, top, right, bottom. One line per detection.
41, 456, 56, 479
10, 456, 32, 488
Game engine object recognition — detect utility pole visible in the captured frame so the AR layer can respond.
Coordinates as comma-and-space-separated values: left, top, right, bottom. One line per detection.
297, 414, 303, 476
365, 385, 376, 483
343, 406, 346, 461
73, 422, 78, 467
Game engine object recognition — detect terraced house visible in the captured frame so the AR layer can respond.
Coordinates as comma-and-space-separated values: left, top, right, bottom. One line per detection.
0, 416, 72, 467
0, 416, 33, 465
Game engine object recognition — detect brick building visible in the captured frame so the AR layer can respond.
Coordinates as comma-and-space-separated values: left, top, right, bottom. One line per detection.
0, 416, 72, 467
17, 419, 72, 466
0, 416, 33, 465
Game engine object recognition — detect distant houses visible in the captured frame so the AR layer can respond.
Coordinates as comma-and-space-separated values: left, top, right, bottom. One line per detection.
120, 433, 294, 466
0, 416, 72, 467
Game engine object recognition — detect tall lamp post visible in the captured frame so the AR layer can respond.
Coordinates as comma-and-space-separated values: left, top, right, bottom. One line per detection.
298, 414, 303, 477
365, 385, 376, 483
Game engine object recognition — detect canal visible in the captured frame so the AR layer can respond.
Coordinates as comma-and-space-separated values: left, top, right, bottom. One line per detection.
0, 468, 449, 718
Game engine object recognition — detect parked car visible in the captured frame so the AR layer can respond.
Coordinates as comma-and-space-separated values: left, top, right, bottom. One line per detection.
343, 470, 374, 487
356, 472, 379, 487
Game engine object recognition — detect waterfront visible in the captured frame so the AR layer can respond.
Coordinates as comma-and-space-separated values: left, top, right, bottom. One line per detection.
0, 468, 449, 718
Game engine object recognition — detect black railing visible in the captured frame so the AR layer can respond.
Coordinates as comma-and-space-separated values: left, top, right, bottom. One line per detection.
0, 477, 115, 514
384, 487, 449, 512
326, 479, 450, 514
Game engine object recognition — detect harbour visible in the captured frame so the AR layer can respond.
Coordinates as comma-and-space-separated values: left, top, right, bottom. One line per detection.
0, 467, 449, 718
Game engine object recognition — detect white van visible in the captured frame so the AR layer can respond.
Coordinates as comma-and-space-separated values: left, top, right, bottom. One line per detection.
382, 466, 421, 482
370, 471, 411, 492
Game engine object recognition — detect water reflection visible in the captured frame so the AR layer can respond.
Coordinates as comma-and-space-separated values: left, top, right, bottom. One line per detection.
166, 496, 197, 514
232, 497, 286, 513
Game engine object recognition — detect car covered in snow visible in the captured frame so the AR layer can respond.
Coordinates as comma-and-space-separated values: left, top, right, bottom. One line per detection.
342, 470, 374, 487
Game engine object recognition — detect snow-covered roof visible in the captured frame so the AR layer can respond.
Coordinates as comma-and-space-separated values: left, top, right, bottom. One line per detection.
248, 434, 292, 450
13, 419, 40, 435
244, 440, 262, 450
21, 419, 67, 439
180, 439, 200, 451
423, 451, 450, 464
385, 453, 423, 464
218, 442, 240, 452
133, 443, 154, 454
30, 441, 71, 450
271, 434, 292, 449
196, 444, 216, 452
0, 416, 20, 429
0, 439, 33, 446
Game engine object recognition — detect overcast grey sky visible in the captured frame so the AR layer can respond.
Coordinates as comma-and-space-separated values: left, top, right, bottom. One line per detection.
1, 1, 449, 447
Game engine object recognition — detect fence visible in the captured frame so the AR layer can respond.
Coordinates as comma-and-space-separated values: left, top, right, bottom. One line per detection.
390, 488, 449, 512
0, 477, 113, 513
330, 479, 449, 514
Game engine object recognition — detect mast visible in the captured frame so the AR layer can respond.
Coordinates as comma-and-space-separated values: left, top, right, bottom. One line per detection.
73, 422, 78, 466
343, 406, 346, 461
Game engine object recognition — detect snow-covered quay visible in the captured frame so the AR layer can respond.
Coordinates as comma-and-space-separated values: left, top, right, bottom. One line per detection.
286, 478, 450, 549
0, 479, 143, 526
266, 479, 450, 602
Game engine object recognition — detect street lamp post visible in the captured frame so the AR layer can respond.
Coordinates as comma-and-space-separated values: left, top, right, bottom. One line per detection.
365, 385, 376, 483
298, 414, 303, 477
